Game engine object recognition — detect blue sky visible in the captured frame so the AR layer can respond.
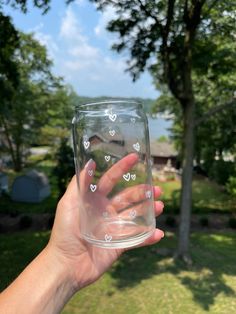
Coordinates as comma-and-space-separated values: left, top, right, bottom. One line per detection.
3, 0, 160, 98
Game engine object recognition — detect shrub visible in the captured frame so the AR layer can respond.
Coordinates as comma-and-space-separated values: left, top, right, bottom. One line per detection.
208, 160, 235, 185
19, 215, 33, 230
199, 216, 209, 227
53, 138, 75, 198
226, 176, 236, 197
228, 217, 236, 229
48, 215, 55, 229
165, 216, 177, 227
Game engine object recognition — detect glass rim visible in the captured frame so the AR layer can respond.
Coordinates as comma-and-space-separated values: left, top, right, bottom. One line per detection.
75, 99, 143, 110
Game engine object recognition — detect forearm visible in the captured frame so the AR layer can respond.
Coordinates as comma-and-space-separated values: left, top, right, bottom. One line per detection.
0, 245, 77, 314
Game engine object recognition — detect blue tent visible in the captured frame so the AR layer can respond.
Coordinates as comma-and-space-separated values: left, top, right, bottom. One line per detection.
11, 170, 51, 203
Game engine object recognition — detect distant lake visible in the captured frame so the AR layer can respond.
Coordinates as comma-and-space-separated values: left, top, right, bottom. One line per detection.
148, 117, 172, 140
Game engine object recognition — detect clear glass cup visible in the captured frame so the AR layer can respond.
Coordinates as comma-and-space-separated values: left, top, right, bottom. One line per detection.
72, 100, 155, 249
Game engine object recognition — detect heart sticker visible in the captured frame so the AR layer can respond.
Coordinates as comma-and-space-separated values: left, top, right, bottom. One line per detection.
88, 170, 93, 177
131, 174, 136, 181
104, 155, 111, 162
129, 209, 137, 219
145, 190, 152, 199
114, 196, 121, 202
108, 113, 117, 122
133, 142, 140, 152
131, 118, 136, 123
105, 234, 112, 242
123, 172, 131, 181
109, 130, 116, 136
83, 141, 90, 150
90, 184, 97, 192
102, 211, 109, 218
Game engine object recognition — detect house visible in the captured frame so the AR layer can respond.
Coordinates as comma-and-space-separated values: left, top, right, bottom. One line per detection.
150, 141, 178, 169
88, 133, 178, 170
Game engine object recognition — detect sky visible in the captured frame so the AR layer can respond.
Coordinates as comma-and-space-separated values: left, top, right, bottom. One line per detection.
3, 0, 160, 99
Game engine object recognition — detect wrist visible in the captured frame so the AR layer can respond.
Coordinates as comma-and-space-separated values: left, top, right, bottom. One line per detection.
43, 243, 78, 297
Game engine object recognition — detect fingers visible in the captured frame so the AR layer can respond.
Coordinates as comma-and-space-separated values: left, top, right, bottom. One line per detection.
58, 175, 78, 208
121, 229, 164, 253
111, 184, 162, 208
109, 184, 163, 216
139, 229, 165, 247
155, 200, 164, 217
79, 159, 96, 195
97, 153, 139, 195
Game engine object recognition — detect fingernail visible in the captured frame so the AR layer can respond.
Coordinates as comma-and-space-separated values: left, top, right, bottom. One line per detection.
157, 200, 164, 210
154, 186, 163, 195
161, 231, 165, 238
85, 158, 94, 168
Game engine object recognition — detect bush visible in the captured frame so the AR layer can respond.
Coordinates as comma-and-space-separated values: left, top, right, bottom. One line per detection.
48, 215, 55, 229
19, 215, 33, 230
226, 176, 236, 197
165, 216, 177, 227
208, 160, 235, 185
53, 139, 75, 198
199, 216, 209, 227
228, 217, 236, 229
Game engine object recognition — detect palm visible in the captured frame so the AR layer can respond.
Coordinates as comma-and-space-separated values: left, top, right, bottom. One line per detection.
49, 154, 164, 288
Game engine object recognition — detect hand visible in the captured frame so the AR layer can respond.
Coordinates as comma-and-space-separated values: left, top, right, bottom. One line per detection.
48, 153, 164, 291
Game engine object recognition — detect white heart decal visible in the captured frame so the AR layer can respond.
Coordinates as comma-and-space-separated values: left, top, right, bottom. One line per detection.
114, 196, 121, 202
102, 211, 109, 218
145, 190, 152, 199
133, 142, 140, 152
131, 174, 136, 181
88, 170, 93, 177
90, 184, 97, 192
123, 172, 131, 182
109, 130, 115, 136
105, 234, 112, 242
104, 155, 111, 162
83, 141, 90, 150
129, 209, 137, 219
131, 118, 136, 123
109, 113, 117, 122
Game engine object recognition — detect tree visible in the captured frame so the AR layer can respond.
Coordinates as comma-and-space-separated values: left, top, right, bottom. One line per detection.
0, 12, 19, 103
0, 32, 62, 171
91, 0, 236, 261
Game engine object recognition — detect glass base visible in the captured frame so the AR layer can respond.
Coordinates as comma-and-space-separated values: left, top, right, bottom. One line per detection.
82, 220, 155, 249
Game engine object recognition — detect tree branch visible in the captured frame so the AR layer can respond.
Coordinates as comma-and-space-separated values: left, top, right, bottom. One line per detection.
202, 0, 219, 18
136, 0, 164, 34
195, 99, 236, 127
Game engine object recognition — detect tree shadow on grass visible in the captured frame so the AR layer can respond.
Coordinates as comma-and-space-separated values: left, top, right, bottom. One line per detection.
109, 232, 236, 311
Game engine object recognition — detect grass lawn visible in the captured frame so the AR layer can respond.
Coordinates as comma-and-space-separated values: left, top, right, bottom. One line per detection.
155, 176, 236, 214
0, 231, 236, 313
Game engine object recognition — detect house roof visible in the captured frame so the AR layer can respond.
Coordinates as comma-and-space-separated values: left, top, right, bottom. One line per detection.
88, 133, 178, 158
150, 141, 178, 157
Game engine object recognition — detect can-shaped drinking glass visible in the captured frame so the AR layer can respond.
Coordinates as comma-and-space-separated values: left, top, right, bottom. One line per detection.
72, 100, 155, 249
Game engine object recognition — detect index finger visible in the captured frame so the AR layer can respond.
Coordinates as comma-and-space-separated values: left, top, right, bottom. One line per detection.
97, 153, 139, 195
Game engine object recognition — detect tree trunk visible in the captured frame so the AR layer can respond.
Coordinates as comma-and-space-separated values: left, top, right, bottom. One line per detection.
0, 116, 18, 171
176, 96, 195, 262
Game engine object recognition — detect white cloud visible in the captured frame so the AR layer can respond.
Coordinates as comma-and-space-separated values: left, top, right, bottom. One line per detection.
31, 24, 59, 59
60, 7, 82, 40
57, 6, 158, 98
93, 5, 119, 49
